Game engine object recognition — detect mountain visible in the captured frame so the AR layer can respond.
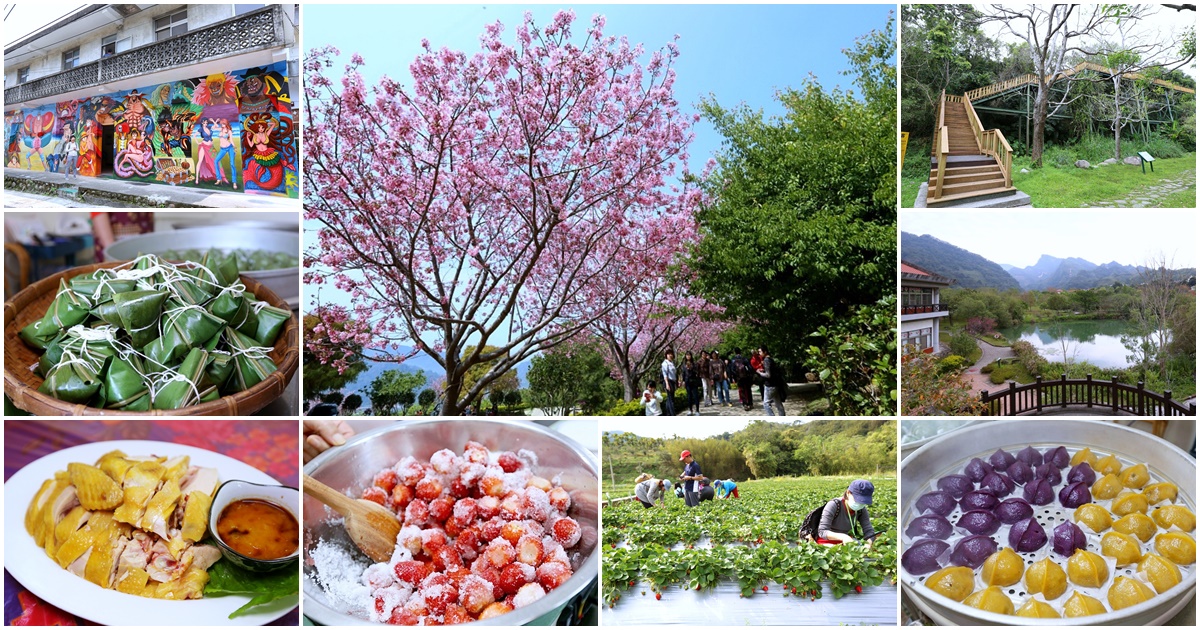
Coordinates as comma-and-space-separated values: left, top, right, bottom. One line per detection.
900, 232, 1021, 290
1002, 257, 1194, 291
343, 349, 532, 394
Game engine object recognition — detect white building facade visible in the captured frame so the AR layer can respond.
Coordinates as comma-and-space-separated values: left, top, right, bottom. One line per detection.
900, 262, 953, 353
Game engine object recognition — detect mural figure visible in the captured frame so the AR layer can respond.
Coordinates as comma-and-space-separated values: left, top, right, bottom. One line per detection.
194, 73, 239, 108
194, 118, 218, 184
237, 67, 288, 115
157, 111, 193, 157
117, 90, 153, 132
242, 113, 285, 191
78, 119, 101, 177
213, 119, 238, 189
22, 113, 55, 170
115, 130, 154, 177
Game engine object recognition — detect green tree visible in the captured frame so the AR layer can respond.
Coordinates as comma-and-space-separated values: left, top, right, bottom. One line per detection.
743, 442, 779, 479
417, 388, 437, 411
321, 391, 345, 407
302, 315, 368, 400
343, 393, 363, 414
527, 343, 614, 415
689, 18, 896, 368
460, 345, 519, 407
806, 296, 897, 415
365, 369, 427, 416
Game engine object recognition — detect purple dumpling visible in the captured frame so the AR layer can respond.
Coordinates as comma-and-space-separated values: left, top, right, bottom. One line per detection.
988, 448, 1016, 470
963, 457, 993, 483
1007, 460, 1034, 484
1053, 521, 1087, 557
902, 539, 950, 575
905, 514, 953, 540
1044, 446, 1071, 469
950, 535, 999, 569
936, 474, 974, 499
994, 498, 1034, 524
915, 491, 956, 516
957, 509, 1001, 535
980, 471, 1015, 497
1016, 446, 1044, 467
960, 489, 999, 511
1022, 478, 1056, 505
1033, 463, 1062, 486
1059, 481, 1092, 509
1067, 462, 1096, 486
1009, 517, 1048, 552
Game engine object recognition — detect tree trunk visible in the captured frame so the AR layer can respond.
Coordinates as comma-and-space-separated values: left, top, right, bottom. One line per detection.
441, 369, 464, 416
622, 373, 637, 403
1112, 78, 1122, 160
1031, 84, 1050, 168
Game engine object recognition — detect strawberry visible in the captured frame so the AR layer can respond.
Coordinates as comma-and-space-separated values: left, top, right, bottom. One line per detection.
855, 585, 863, 594
655, 593, 662, 600
762, 586, 768, 592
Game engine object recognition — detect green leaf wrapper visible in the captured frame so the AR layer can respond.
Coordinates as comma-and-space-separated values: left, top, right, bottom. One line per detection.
224, 327, 278, 393
250, 302, 291, 347
152, 347, 219, 410
37, 351, 102, 404
104, 354, 151, 411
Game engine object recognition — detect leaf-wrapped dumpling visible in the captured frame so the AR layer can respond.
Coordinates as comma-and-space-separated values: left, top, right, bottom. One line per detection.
250, 301, 291, 346
151, 348, 219, 410
102, 354, 151, 411
37, 351, 102, 404
224, 327, 278, 392
20, 280, 92, 348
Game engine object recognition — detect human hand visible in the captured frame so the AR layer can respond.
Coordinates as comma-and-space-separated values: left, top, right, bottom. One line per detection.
303, 419, 355, 463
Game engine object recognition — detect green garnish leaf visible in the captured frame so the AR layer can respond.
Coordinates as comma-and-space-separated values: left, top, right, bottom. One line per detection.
204, 558, 299, 618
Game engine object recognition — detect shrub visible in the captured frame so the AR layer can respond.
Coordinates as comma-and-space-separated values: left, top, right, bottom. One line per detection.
948, 332, 977, 358
937, 355, 968, 375
989, 365, 1014, 384
1011, 340, 1046, 376
965, 317, 997, 336
981, 363, 994, 374
598, 400, 645, 416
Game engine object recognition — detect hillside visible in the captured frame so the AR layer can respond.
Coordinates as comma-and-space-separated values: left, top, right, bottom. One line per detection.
900, 232, 1020, 290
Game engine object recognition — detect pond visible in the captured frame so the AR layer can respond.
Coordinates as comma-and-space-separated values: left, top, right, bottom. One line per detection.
996, 319, 1146, 369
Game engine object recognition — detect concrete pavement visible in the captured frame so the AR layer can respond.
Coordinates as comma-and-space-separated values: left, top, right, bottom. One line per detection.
4, 168, 298, 209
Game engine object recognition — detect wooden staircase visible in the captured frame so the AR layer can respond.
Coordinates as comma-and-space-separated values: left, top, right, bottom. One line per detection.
927, 93, 1017, 207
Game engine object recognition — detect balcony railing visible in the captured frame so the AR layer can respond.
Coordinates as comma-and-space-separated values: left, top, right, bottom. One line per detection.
981, 375, 1195, 417
5, 5, 286, 104
901, 303, 948, 315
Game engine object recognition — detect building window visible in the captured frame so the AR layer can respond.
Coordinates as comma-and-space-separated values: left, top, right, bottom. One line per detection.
901, 287, 935, 307
902, 327, 934, 353
101, 34, 131, 57
17, 67, 29, 84
62, 47, 80, 70
234, 4, 266, 16
154, 9, 188, 41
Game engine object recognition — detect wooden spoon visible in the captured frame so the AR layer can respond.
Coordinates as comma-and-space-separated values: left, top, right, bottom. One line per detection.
303, 474, 401, 563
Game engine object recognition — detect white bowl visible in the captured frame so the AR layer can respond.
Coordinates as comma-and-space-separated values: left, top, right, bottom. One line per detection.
208, 479, 301, 572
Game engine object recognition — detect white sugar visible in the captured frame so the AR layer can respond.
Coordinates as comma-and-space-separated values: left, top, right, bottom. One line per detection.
310, 539, 372, 616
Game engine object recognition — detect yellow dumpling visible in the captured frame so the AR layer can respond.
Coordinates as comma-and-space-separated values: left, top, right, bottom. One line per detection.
1117, 463, 1149, 489
1143, 482, 1178, 505
1023, 557, 1067, 600
1070, 447, 1097, 467
1113, 512, 1157, 542
1067, 549, 1109, 587
1151, 505, 1196, 532
1137, 553, 1183, 594
1100, 531, 1143, 567
981, 548, 1024, 587
924, 566, 975, 602
1154, 532, 1196, 565
1091, 474, 1124, 500
962, 586, 1015, 615
1075, 503, 1112, 533
1111, 491, 1149, 517
1063, 591, 1108, 618
1015, 598, 1060, 619
1107, 576, 1155, 611
1094, 454, 1123, 476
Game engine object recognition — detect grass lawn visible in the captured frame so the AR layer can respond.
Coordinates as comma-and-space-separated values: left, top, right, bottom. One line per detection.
1157, 187, 1197, 208
1012, 153, 1196, 208
901, 175, 924, 208
986, 358, 1035, 385
974, 333, 1011, 348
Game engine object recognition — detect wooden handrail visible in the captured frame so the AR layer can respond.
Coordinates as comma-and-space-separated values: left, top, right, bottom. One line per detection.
934, 126, 949, 199
980, 375, 1196, 416
964, 61, 1196, 102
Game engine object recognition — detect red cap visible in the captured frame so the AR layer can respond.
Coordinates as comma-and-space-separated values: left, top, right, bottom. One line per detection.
679, 450, 691, 461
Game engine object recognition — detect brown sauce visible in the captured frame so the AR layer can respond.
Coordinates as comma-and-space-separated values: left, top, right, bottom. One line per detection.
216, 499, 299, 560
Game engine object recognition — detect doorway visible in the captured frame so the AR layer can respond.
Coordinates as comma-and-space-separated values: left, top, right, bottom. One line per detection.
101, 124, 115, 174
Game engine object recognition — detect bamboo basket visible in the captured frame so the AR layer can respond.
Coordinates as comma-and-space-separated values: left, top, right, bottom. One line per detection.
3, 262, 299, 416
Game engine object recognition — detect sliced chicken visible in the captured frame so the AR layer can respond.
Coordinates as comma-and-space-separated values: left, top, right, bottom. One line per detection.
113, 462, 166, 526
188, 544, 222, 571
180, 467, 219, 497
140, 479, 182, 539
67, 548, 92, 577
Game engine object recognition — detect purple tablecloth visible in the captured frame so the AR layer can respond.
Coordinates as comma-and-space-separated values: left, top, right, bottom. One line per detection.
4, 420, 299, 626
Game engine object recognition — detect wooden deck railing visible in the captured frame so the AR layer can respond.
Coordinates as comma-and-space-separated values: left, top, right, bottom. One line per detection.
981, 375, 1196, 416
964, 61, 1196, 103
931, 90, 949, 199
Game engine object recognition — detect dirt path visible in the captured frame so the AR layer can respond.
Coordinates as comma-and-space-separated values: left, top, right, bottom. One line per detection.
962, 338, 1015, 396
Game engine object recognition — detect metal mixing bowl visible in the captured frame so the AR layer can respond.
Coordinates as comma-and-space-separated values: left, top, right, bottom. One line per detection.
302, 419, 599, 626
901, 420, 1196, 625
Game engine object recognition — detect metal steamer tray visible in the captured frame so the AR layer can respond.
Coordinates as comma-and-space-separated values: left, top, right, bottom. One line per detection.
900, 420, 1196, 626
302, 419, 599, 626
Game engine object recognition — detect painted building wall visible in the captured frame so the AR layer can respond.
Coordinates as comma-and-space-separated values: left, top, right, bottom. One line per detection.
4, 61, 297, 198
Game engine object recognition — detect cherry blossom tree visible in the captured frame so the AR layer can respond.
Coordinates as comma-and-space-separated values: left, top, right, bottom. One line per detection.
303, 10, 700, 415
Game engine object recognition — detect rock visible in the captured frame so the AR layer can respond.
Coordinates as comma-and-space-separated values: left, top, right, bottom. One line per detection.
1092, 165, 1099, 169
1102, 158, 1119, 165
1124, 156, 1141, 165
1074, 160, 1091, 168
1020, 168, 1030, 174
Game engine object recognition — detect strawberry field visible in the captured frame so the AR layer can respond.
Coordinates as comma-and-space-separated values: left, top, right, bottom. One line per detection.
602, 477, 898, 624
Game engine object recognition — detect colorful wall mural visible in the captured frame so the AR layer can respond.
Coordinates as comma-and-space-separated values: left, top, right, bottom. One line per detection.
3, 61, 297, 198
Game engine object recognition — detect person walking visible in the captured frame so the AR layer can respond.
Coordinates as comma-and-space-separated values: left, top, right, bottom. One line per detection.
660, 350, 678, 417
757, 346, 786, 416
640, 381, 665, 416
711, 350, 730, 407
682, 353, 703, 416
62, 134, 79, 182
678, 450, 705, 507
699, 350, 713, 407
731, 349, 755, 411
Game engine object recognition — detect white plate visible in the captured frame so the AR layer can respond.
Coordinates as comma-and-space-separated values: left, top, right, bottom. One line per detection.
4, 440, 298, 626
